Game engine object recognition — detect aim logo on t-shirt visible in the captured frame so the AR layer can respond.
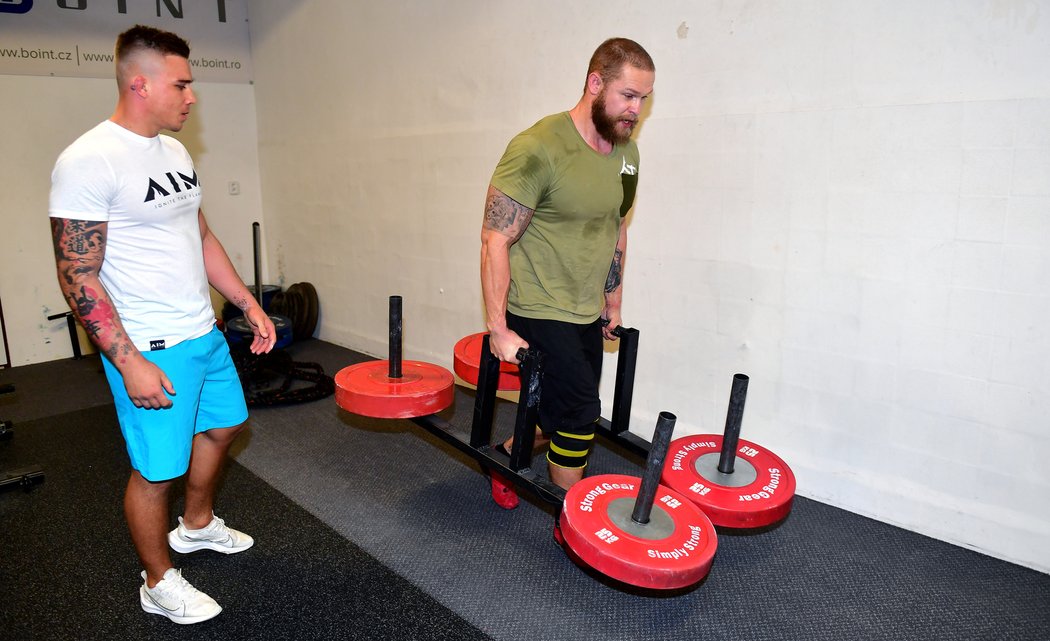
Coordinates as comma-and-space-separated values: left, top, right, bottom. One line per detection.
144, 170, 200, 203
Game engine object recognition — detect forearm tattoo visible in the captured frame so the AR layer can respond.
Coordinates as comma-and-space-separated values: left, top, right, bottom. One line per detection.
605, 248, 623, 293
484, 191, 534, 237
51, 218, 134, 363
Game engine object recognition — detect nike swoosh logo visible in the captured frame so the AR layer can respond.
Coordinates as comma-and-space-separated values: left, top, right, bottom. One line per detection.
146, 591, 184, 614
182, 533, 231, 545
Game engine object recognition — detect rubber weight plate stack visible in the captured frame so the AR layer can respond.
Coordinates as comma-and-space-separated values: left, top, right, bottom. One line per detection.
661, 435, 795, 528
270, 282, 320, 341
660, 374, 797, 529
452, 332, 521, 391
559, 412, 718, 590
295, 282, 319, 339
334, 296, 454, 419
561, 474, 717, 589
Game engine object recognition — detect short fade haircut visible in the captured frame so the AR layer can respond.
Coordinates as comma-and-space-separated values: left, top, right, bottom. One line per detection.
115, 24, 190, 84
116, 24, 190, 60
586, 38, 655, 87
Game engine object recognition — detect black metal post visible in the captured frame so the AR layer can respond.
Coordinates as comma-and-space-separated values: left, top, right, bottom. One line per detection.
252, 222, 262, 306
631, 411, 677, 524
0, 291, 11, 369
65, 314, 81, 360
468, 334, 501, 449
717, 374, 750, 474
388, 295, 402, 379
609, 327, 638, 434
509, 348, 542, 472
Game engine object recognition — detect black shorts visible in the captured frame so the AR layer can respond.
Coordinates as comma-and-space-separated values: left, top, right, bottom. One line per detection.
506, 312, 603, 433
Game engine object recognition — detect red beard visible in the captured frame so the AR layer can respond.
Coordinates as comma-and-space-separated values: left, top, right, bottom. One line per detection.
591, 90, 636, 146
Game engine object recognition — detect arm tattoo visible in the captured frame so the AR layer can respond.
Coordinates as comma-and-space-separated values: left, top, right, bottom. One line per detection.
605, 248, 623, 293
71, 284, 125, 355
51, 218, 133, 363
51, 218, 105, 284
484, 191, 534, 238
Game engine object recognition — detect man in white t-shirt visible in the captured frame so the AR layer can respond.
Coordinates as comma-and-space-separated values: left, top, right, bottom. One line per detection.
49, 25, 275, 625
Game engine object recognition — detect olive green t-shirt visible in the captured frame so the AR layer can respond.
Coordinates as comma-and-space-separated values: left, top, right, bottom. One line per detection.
491, 112, 639, 323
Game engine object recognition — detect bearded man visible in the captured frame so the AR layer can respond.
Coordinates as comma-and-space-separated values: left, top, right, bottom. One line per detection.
480, 38, 655, 507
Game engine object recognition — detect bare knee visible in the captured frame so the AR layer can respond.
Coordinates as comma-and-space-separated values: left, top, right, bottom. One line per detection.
127, 469, 174, 499
200, 421, 247, 446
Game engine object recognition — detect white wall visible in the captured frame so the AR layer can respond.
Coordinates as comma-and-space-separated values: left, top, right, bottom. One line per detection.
0, 75, 266, 365
246, 0, 1050, 573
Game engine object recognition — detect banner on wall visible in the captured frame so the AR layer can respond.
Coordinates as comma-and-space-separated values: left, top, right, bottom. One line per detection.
0, 1, 251, 83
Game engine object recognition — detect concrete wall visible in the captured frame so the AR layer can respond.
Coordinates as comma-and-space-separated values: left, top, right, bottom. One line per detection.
246, 0, 1050, 573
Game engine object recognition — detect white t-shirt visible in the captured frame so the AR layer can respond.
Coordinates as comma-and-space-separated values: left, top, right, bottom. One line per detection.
49, 120, 214, 351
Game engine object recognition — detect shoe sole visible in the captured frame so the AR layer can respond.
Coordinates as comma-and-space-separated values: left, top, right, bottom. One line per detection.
140, 589, 222, 624
490, 474, 519, 510
168, 530, 254, 555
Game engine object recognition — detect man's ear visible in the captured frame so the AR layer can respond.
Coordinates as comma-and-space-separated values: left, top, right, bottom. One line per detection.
586, 71, 604, 97
130, 74, 148, 96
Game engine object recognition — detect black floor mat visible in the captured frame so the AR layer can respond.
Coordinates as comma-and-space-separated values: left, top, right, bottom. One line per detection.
0, 404, 491, 641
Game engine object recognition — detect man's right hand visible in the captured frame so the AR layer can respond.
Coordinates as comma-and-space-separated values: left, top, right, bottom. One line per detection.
489, 327, 528, 365
121, 356, 176, 409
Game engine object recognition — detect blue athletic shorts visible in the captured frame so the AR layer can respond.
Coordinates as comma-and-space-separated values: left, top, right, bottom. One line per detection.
102, 326, 248, 482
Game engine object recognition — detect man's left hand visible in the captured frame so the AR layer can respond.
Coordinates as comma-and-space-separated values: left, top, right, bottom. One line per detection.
244, 306, 277, 354
601, 309, 623, 341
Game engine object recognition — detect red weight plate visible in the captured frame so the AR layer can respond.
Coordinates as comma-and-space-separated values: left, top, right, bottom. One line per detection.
452, 333, 521, 391
560, 474, 717, 590
661, 435, 796, 529
335, 360, 454, 419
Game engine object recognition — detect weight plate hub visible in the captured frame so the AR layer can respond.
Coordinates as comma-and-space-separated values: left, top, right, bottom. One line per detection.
452, 333, 521, 391
661, 435, 796, 529
560, 474, 717, 590
335, 360, 454, 419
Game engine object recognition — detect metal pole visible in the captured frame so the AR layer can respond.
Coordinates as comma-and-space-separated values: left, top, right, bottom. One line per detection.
388, 295, 402, 379
508, 348, 542, 472
717, 374, 750, 474
609, 327, 638, 435
65, 314, 82, 360
631, 411, 677, 525
252, 222, 262, 306
0, 289, 11, 368
468, 334, 500, 449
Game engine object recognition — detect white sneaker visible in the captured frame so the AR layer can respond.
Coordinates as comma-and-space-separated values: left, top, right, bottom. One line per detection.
168, 514, 254, 555
140, 568, 221, 624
